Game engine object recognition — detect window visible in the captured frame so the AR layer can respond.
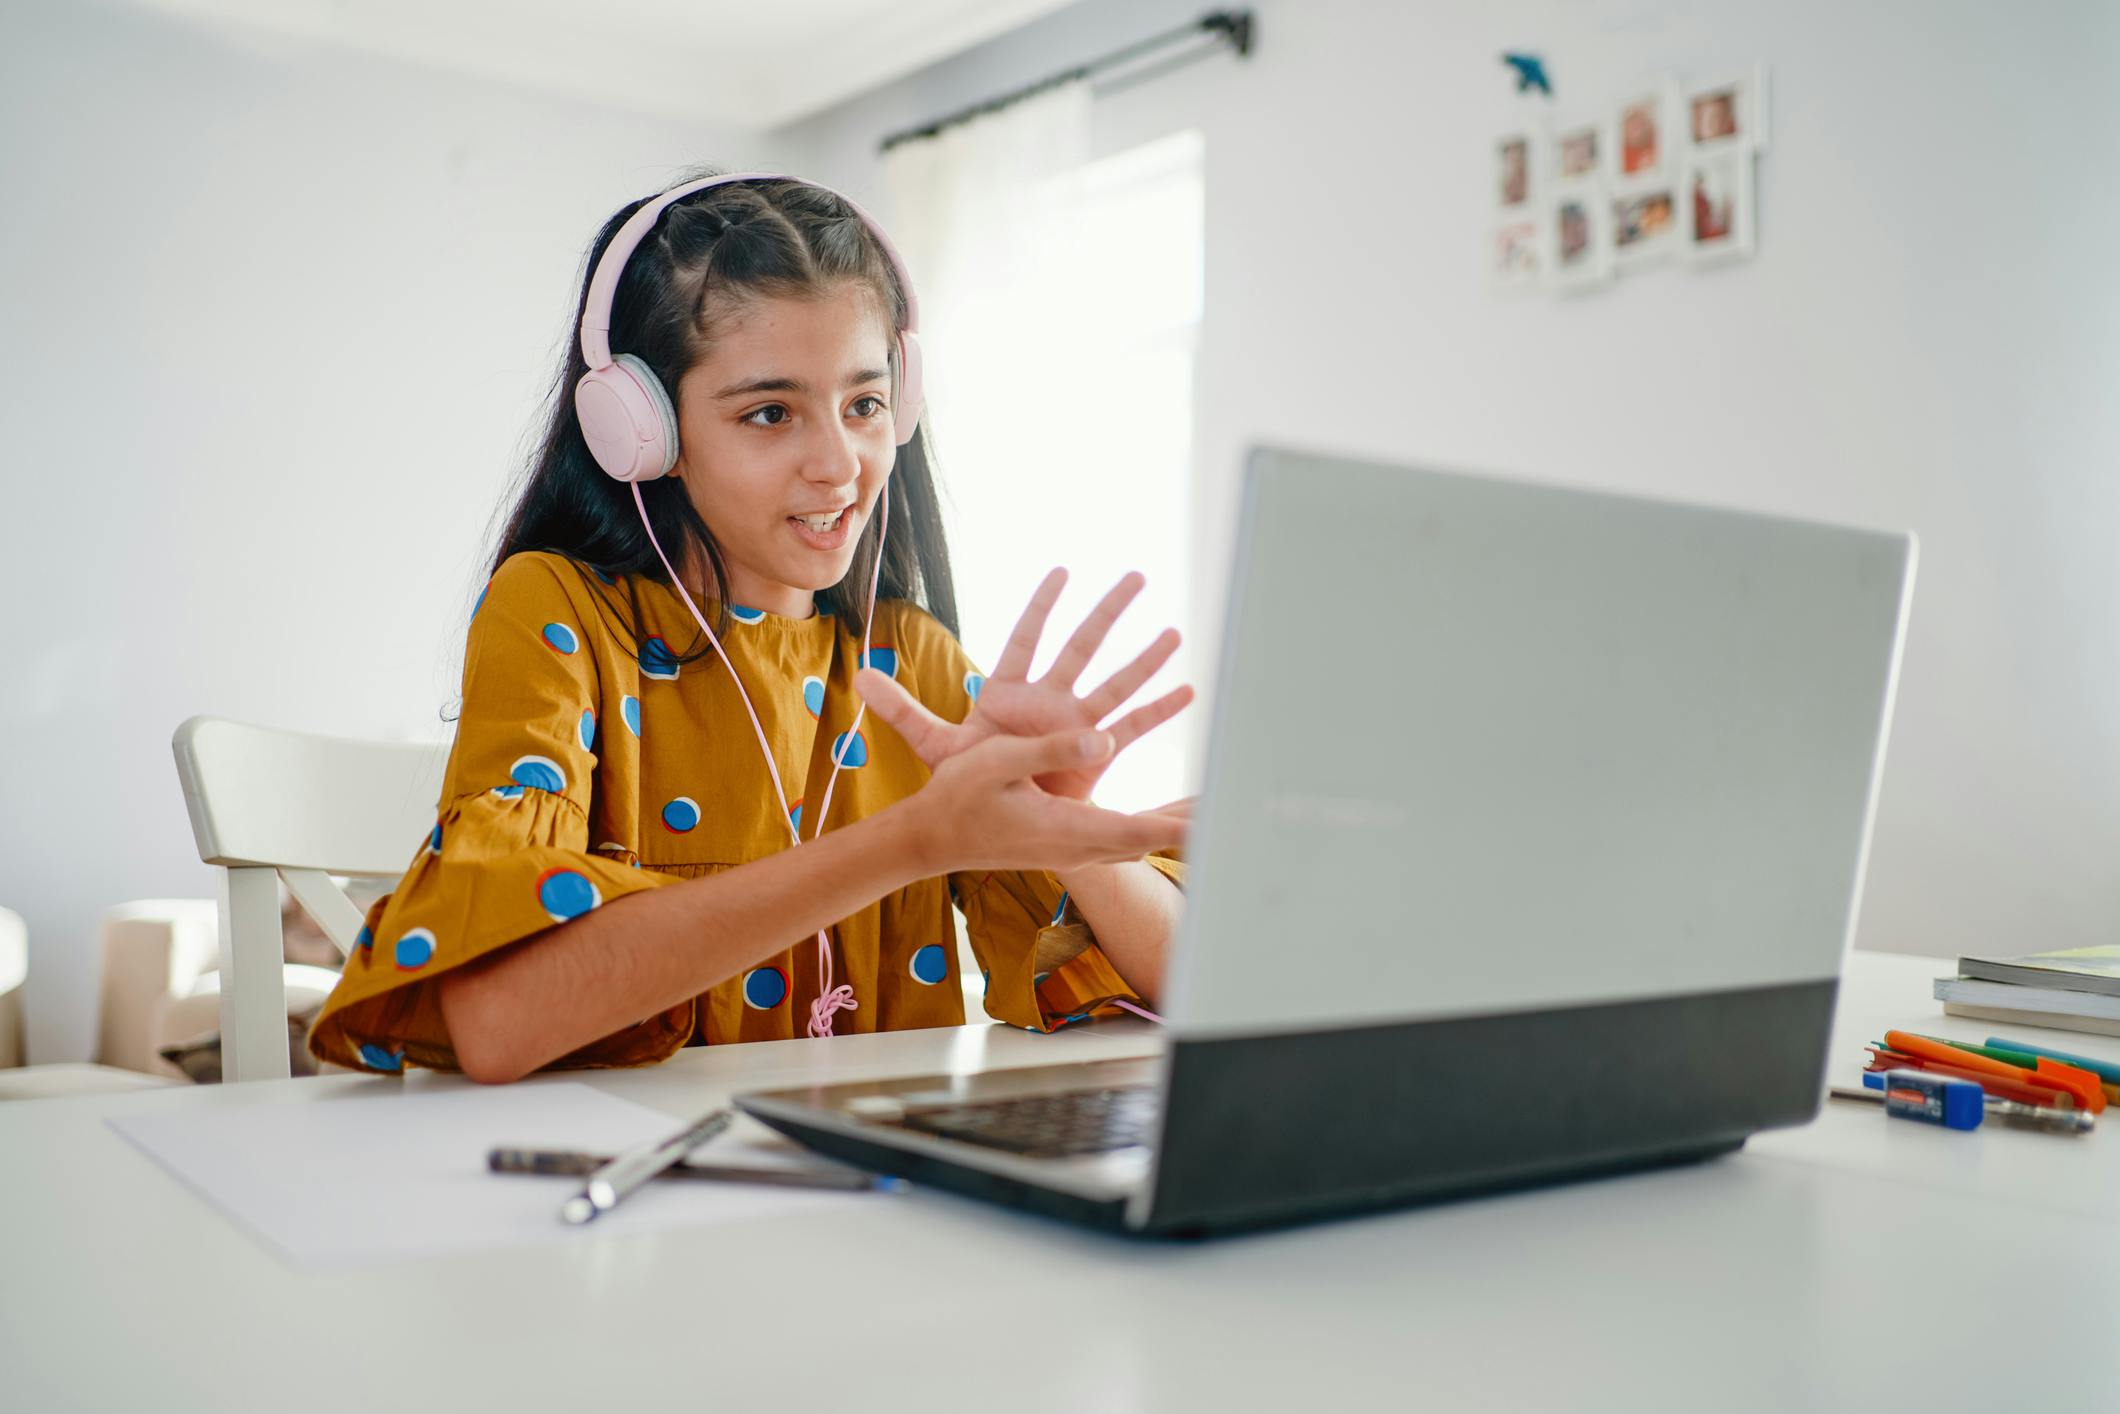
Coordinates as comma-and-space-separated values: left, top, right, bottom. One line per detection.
926, 129, 1204, 811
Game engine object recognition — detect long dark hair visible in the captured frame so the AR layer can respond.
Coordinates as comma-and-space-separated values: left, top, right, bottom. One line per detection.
490, 167, 959, 662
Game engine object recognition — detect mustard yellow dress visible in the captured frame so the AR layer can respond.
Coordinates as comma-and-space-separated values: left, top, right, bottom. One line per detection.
308, 550, 1181, 1075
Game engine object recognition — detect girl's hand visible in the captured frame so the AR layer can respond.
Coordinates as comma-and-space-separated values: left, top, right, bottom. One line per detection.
854, 568, 1193, 802
905, 727, 1187, 874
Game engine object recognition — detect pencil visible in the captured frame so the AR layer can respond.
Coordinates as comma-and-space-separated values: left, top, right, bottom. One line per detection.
489, 1146, 897, 1192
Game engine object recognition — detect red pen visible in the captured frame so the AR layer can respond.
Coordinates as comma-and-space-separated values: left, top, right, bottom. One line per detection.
1865, 1048, 2076, 1110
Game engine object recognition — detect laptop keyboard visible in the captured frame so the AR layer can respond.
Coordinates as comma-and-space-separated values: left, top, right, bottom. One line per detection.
895, 1085, 1160, 1158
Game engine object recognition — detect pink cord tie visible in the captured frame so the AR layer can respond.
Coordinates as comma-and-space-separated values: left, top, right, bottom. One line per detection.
1110, 998, 1164, 1024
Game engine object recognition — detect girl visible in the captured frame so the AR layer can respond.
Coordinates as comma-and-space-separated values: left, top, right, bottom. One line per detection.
307, 170, 1192, 1083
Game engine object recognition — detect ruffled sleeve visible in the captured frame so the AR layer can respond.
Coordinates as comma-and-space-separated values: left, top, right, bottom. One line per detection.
887, 602, 1186, 1033
307, 553, 685, 1074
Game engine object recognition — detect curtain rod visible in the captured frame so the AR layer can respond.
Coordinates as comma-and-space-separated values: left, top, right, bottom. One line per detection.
878, 9, 1253, 154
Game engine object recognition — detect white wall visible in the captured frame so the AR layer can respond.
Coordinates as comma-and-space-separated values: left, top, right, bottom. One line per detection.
0, 1, 766, 1060
778, 0, 2120, 961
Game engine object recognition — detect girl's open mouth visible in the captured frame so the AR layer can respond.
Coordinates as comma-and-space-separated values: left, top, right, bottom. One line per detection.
788, 507, 852, 551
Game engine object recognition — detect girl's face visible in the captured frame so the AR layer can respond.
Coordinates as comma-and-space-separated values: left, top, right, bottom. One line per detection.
671, 282, 898, 618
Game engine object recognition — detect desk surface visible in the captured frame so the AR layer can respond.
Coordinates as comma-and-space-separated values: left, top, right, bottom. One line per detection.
4, 951, 2117, 1413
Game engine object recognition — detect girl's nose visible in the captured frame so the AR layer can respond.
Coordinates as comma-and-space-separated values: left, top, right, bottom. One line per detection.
801, 412, 864, 486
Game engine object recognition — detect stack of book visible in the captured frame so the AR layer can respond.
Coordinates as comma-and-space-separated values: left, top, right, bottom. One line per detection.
1934, 946, 2120, 1037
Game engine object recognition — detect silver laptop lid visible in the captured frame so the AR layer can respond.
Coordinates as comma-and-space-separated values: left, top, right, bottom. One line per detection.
1163, 447, 1916, 1041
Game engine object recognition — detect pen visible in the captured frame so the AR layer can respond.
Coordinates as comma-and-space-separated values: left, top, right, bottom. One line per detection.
1984, 1036, 2120, 1089
1905, 1034, 2120, 1104
1880, 1030, 2106, 1114
559, 1105, 734, 1225
1845, 1071, 2093, 1135
491, 1146, 895, 1192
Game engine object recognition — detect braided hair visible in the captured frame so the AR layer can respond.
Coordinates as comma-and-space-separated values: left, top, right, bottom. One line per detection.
489, 166, 959, 662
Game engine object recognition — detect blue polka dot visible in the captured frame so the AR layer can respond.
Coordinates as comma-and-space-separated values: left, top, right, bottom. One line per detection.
743, 966, 788, 1009
964, 671, 985, 702
640, 636, 679, 680
394, 928, 436, 971
358, 1043, 403, 1072
801, 675, 825, 718
490, 784, 525, 799
729, 605, 767, 625
621, 695, 641, 736
830, 730, 868, 769
509, 755, 566, 793
589, 565, 617, 585
542, 622, 579, 655
662, 796, 700, 833
862, 644, 898, 678
789, 798, 804, 833
427, 823, 442, 857
537, 868, 601, 922
471, 581, 490, 622
355, 923, 373, 954
910, 944, 949, 986
578, 708, 596, 752
1050, 891, 1070, 926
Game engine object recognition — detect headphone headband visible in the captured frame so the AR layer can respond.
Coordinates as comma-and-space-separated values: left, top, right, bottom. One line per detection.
577, 171, 923, 370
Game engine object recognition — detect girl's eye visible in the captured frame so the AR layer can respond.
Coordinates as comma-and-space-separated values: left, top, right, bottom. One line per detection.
741, 404, 789, 427
851, 395, 887, 419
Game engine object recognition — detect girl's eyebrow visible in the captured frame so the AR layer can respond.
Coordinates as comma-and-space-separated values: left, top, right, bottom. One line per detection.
713, 368, 889, 400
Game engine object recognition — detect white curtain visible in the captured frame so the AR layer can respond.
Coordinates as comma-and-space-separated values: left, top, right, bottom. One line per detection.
886, 82, 1202, 813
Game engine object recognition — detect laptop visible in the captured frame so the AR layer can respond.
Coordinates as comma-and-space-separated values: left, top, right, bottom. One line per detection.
736, 445, 1918, 1238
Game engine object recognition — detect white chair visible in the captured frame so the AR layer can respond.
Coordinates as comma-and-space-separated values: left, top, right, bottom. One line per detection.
0, 906, 26, 1068
171, 716, 449, 1082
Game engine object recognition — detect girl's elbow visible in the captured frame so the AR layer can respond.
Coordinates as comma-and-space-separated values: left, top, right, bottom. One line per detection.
440, 970, 532, 1085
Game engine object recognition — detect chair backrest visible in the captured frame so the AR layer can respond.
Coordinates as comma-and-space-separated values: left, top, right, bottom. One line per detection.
172, 716, 449, 1081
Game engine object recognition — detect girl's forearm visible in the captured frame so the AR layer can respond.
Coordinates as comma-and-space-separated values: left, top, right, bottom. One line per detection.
440, 803, 937, 1083
1051, 859, 1184, 1006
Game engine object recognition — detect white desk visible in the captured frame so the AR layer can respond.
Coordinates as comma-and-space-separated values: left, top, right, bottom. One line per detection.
4, 951, 2117, 1412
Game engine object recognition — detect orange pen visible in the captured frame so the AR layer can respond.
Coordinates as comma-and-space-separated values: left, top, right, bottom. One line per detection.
1883, 1030, 2105, 1114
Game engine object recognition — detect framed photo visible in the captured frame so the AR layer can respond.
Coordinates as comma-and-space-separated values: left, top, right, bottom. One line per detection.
1490, 217, 1543, 290
1684, 148, 1756, 263
1496, 131, 1535, 211
1612, 187, 1680, 269
1686, 66, 1768, 153
1554, 116, 1608, 183
1550, 187, 1613, 292
1613, 79, 1679, 185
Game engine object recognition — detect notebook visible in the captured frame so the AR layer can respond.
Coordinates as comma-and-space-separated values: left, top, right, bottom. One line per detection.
1956, 945, 2120, 997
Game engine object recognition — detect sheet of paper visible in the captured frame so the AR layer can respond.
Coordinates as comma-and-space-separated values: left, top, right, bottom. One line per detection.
109, 1082, 866, 1269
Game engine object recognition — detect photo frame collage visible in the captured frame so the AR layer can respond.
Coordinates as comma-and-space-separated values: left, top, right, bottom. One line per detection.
1492, 64, 1767, 294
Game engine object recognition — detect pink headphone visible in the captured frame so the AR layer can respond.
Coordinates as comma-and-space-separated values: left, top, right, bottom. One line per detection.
572, 173, 926, 1039
573, 171, 926, 480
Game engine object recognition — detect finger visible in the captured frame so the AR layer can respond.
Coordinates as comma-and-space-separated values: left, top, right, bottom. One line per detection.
991, 567, 1067, 682
1053, 800, 1188, 860
1142, 794, 1198, 821
853, 667, 948, 760
971, 726, 1113, 783
1104, 685, 1195, 754
1082, 626, 1180, 721
1043, 571, 1146, 691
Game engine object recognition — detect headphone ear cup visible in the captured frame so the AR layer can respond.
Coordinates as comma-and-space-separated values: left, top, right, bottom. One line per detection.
575, 353, 680, 482
893, 330, 924, 447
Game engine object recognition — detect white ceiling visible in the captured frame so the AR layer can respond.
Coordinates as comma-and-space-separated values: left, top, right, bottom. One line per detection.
132, 0, 1083, 130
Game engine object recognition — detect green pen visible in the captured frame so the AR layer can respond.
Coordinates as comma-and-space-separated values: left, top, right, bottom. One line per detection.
1906, 1034, 2041, 1068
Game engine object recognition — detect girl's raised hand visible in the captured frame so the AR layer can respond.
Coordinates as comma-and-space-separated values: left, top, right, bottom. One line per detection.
853, 568, 1194, 802
906, 727, 1187, 874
